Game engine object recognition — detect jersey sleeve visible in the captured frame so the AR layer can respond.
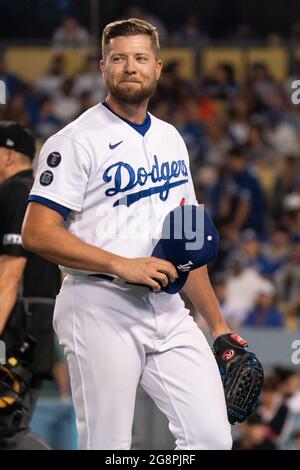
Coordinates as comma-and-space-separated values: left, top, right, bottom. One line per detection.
27, 195, 71, 220
0, 182, 30, 257
29, 133, 92, 212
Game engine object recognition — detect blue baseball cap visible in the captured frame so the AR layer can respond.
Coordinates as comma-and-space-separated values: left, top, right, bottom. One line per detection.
152, 205, 219, 294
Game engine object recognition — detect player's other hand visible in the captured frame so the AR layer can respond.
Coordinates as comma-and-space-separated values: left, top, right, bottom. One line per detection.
110, 257, 178, 290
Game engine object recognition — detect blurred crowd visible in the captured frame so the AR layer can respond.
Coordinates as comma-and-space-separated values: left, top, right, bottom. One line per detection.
1, 14, 300, 331
151, 59, 300, 330
232, 366, 300, 450
5, 2, 300, 45
0, 51, 106, 140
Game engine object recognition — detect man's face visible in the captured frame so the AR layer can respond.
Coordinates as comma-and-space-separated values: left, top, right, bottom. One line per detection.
100, 35, 162, 105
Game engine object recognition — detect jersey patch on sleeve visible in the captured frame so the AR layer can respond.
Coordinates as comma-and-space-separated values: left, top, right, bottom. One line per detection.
47, 152, 62, 168
40, 170, 54, 186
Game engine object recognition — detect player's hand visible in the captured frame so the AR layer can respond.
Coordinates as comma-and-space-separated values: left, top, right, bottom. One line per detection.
110, 257, 178, 290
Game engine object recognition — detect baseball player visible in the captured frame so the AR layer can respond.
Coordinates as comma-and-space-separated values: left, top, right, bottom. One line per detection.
22, 18, 233, 450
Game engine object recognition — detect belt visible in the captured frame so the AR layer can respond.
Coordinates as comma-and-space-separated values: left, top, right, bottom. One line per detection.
88, 273, 152, 290
19, 297, 56, 306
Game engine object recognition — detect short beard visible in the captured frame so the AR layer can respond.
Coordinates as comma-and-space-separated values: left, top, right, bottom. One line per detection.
106, 81, 157, 105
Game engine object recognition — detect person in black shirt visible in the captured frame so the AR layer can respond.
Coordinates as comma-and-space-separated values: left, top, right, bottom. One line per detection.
0, 122, 61, 449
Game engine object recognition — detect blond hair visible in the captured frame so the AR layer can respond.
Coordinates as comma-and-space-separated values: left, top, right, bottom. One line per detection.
102, 18, 160, 58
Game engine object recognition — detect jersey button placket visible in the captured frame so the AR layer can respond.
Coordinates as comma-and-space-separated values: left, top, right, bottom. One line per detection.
143, 133, 164, 343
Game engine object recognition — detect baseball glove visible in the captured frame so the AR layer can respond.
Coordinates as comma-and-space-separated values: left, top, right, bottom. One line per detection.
213, 332, 264, 425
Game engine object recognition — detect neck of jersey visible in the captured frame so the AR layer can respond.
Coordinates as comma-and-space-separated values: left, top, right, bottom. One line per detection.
102, 101, 151, 136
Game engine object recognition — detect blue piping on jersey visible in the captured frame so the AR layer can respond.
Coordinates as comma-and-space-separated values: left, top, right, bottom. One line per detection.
114, 179, 188, 207
102, 101, 151, 136
28, 195, 71, 220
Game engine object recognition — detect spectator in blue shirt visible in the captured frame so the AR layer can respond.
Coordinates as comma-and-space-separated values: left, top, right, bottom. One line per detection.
225, 228, 287, 277
211, 146, 268, 238
244, 283, 284, 327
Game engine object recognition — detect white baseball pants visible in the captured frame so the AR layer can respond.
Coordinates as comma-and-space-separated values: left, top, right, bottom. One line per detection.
53, 275, 232, 450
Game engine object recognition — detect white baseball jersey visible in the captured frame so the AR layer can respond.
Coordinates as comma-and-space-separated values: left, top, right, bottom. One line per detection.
29, 101, 231, 450
29, 102, 198, 274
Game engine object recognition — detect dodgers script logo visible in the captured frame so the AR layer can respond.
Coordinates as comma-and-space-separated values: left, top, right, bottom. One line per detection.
103, 155, 188, 207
